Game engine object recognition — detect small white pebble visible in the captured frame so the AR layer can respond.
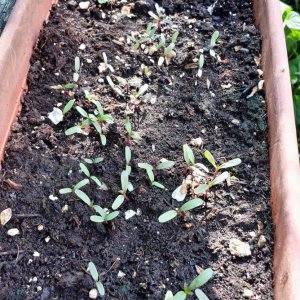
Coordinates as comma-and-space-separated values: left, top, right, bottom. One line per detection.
79, 43, 86, 50
7, 228, 20, 236
89, 288, 98, 299
243, 288, 254, 298
37, 225, 44, 231
118, 271, 126, 278
37, 286, 42, 292
45, 236, 51, 243
49, 195, 58, 201
33, 251, 40, 257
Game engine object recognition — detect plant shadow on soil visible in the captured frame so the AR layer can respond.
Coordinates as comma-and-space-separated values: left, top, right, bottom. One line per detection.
0, 0, 273, 299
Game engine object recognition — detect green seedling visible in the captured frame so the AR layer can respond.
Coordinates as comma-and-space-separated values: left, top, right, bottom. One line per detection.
115, 76, 142, 93
129, 84, 149, 104
183, 144, 208, 173
87, 262, 105, 297
157, 32, 179, 66
148, 3, 168, 30
111, 170, 133, 210
98, 52, 114, 73
90, 205, 119, 223
125, 146, 132, 172
138, 159, 175, 189
197, 54, 205, 78
131, 22, 157, 52
65, 102, 113, 145
125, 116, 141, 141
84, 157, 104, 164
59, 179, 92, 206
79, 163, 102, 186
98, 0, 109, 3
209, 31, 219, 58
158, 198, 203, 223
48, 99, 76, 125
106, 76, 124, 96
164, 268, 214, 300
204, 150, 241, 174
50, 57, 80, 90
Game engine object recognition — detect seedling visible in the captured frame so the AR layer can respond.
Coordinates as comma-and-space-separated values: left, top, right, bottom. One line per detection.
111, 170, 133, 210
164, 268, 214, 300
87, 262, 105, 297
65, 102, 113, 145
115, 76, 142, 93
59, 179, 92, 206
106, 76, 124, 96
79, 163, 102, 186
204, 150, 241, 174
90, 205, 119, 223
158, 198, 203, 223
98, 52, 114, 73
157, 32, 179, 66
129, 84, 149, 104
209, 31, 219, 58
131, 22, 157, 52
125, 116, 141, 141
125, 146, 131, 172
148, 3, 168, 30
48, 99, 75, 125
138, 159, 175, 189
84, 157, 104, 164
197, 54, 205, 78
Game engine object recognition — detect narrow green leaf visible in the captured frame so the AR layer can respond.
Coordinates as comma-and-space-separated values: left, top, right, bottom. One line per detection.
74, 178, 90, 190
76, 106, 88, 117
172, 31, 179, 43
59, 188, 72, 194
80, 163, 90, 177
220, 158, 241, 169
91, 176, 101, 186
84, 158, 93, 164
189, 268, 214, 290
152, 181, 165, 189
74, 56, 80, 72
112, 195, 125, 210
106, 211, 119, 221
204, 150, 216, 168
210, 31, 219, 47
65, 126, 82, 136
75, 190, 91, 206
137, 84, 148, 96
199, 54, 204, 68
106, 76, 115, 88
132, 42, 140, 52
164, 291, 174, 300
100, 134, 107, 146
183, 144, 195, 166
92, 121, 102, 135
90, 215, 105, 223
121, 170, 129, 193
125, 146, 131, 165
93, 205, 106, 217
158, 210, 177, 223
211, 171, 229, 186
209, 49, 216, 58
156, 160, 175, 170
88, 262, 99, 282
180, 198, 203, 212
63, 99, 75, 114
125, 116, 132, 134
94, 157, 104, 164
195, 289, 209, 300
173, 291, 187, 300
194, 184, 209, 195
91, 100, 104, 115
95, 281, 105, 296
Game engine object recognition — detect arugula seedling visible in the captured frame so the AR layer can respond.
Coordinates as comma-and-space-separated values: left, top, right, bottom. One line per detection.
112, 170, 133, 210
84, 157, 104, 164
209, 31, 219, 58
197, 54, 205, 78
157, 32, 179, 66
138, 159, 175, 189
79, 163, 102, 186
125, 116, 141, 141
106, 76, 124, 96
148, 3, 168, 30
87, 262, 105, 297
158, 198, 203, 223
164, 268, 214, 300
90, 205, 119, 223
98, 52, 114, 73
59, 179, 92, 206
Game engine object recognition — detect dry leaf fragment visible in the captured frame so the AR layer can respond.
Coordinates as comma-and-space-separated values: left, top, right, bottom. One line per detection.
254, 56, 261, 66
221, 83, 232, 89
121, 3, 135, 18
184, 63, 198, 70
4, 179, 23, 190
234, 45, 242, 52
0, 208, 12, 225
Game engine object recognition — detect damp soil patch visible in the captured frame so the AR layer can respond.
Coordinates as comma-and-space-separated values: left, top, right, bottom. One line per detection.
0, 1, 273, 299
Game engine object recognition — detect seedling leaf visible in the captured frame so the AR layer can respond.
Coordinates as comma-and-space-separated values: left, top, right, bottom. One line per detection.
204, 150, 216, 168
195, 289, 209, 300
125, 146, 131, 165
75, 190, 91, 206
96, 281, 105, 296
189, 268, 214, 290
165, 291, 174, 300
112, 195, 125, 210
183, 144, 195, 166
156, 160, 175, 170
59, 188, 72, 194
106, 211, 119, 221
121, 170, 129, 193
210, 31, 219, 47
180, 198, 203, 212
152, 181, 165, 189
91, 176, 101, 186
93, 205, 106, 217
173, 291, 187, 300
74, 178, 90, 190
88, 262, 99, 282
211, 171, 229, 186
90, 215, 105, 223
220, 158, 241, 169
158, 210, 177, 223
80, 163, 90, 177
63, 99, 75, 114
194, 184, 209, 195
74, 56, 80, 73
65, 126, 82, 135
76, 106, 88, 117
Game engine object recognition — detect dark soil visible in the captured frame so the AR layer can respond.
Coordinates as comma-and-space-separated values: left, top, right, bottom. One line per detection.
0, 0, 273, 299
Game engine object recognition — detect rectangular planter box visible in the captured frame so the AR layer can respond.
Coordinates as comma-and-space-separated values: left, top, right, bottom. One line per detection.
0, 0, 300, 299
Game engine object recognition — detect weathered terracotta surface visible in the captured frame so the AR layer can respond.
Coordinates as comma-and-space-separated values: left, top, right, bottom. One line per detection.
0, 0, 57, 161
254, 0, 300, 299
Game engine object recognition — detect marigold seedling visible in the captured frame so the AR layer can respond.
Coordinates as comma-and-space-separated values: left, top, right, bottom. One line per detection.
197, 54, 205, 78
157, 32, 179, 66
125, 116, 141, 141
183, 144, 195, 167
138, 159, 175, 189
87, 262, 105, 297
209, 31, 219, 58
148, 3, 169, 30
98, 52, 114, 73
158, 198, 203, 223
90, 205, 119, 223
106, 75, 124, 96
79, 163, 102, 186
164, 268, 214, 299
84, 157, 104, 164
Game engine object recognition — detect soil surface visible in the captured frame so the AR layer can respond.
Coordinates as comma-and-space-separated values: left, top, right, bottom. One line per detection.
0, 0, 273, 299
